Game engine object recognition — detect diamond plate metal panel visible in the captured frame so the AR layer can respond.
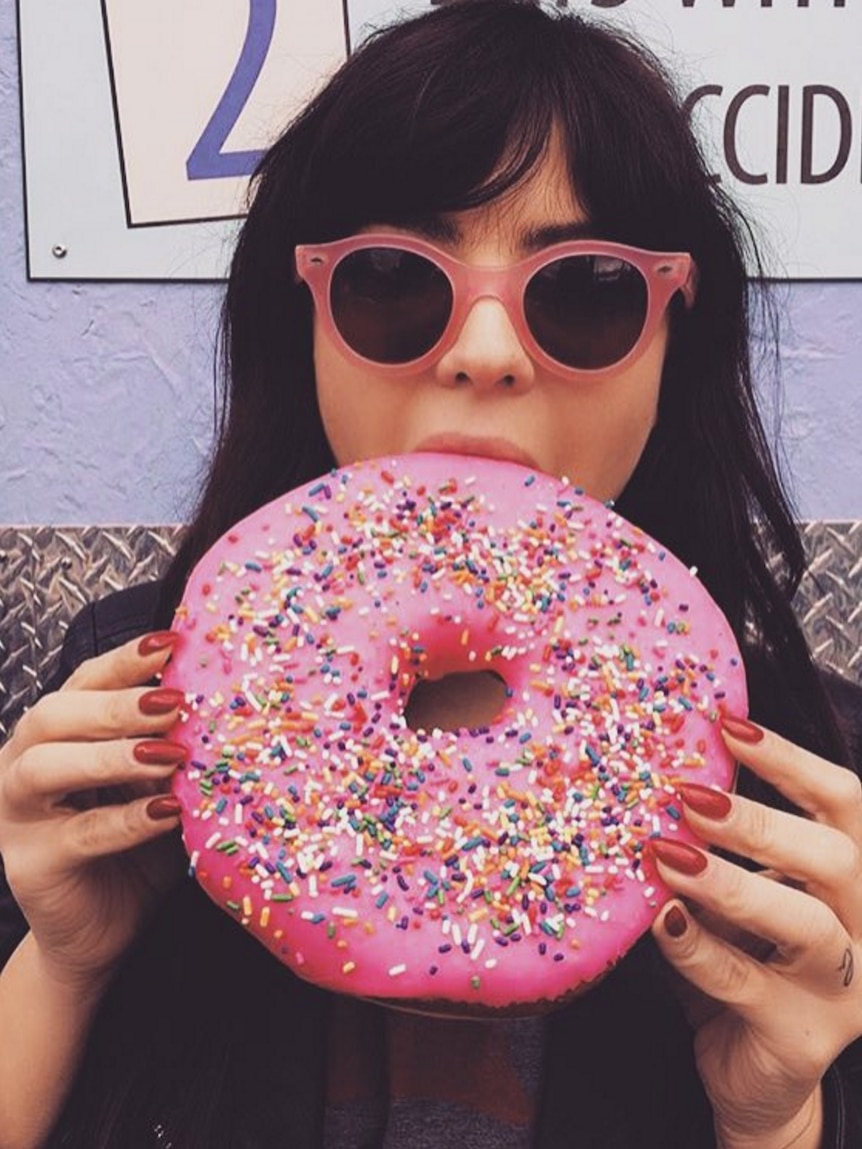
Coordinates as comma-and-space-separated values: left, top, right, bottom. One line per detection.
0, 529, 39, 740
796, 522, 862, 679
0, 526, 184, 738
0, 521, 859, 740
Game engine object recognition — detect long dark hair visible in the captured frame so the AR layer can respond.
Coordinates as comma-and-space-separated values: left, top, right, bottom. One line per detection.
55, 2, 847, 1145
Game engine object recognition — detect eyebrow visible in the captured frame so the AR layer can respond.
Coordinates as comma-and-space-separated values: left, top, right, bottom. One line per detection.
521, 221, 599, 248
384, 214, 600, 250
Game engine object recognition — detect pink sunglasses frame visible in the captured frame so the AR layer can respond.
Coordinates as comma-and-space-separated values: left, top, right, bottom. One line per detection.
295, 233, 698, 381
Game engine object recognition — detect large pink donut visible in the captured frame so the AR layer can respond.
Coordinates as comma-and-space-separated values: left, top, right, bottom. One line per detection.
164, 454, 745, 1015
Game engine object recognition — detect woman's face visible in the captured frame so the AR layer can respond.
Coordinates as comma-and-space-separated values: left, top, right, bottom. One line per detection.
313, 140, 668, 502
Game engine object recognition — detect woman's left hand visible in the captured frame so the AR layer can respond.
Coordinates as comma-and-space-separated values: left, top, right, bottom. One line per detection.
650, 716, 862, 1149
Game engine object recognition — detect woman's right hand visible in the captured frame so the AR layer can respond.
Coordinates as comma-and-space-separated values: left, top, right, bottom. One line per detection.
0, 632, 188, 993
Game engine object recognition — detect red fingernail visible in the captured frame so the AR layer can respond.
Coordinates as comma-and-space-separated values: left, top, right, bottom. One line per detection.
133, 740, 188, 766
139, 688, 185, 716
678, 783, 732, 821
146, 795, 183, 821
719, 715, 764, 744
138, 631, 179, 658
648, 838, 708, 876
663, 905, 688, 938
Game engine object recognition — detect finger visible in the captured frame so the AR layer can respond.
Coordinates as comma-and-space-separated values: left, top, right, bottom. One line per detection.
659, 953, 727, 1031
652, 898, 771, 1014
2, 739, 187, 816
7, 686, 186, 755
688, 868, 808, 962
720, 716, 862, 843
61, 792, 184, 861
678, 785, 862, 934
649, 840, 851, 990
686, 902, 777, 963
62, 631, 180, 692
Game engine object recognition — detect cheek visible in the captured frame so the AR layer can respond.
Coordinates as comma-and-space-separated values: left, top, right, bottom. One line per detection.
314, 331, 403, 467
314, 333, 360, 464
580, 406, 655, 500
611, 331, 665, 447
604, 376, 662, 491
559, 346, 663, 501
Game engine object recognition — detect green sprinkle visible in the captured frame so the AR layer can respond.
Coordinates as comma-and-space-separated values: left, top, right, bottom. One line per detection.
330, 874, 357, 889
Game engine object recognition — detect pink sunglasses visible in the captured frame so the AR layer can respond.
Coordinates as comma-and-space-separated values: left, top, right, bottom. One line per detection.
295, 233, 697, 380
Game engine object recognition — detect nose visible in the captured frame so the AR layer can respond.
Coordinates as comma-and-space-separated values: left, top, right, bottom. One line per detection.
434, 296, 536, 393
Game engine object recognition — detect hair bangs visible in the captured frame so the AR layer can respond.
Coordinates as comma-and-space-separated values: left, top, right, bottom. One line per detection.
292, 4, 566, 236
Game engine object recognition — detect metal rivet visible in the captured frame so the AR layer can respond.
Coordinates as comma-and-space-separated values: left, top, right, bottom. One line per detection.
51, 244, 68, 259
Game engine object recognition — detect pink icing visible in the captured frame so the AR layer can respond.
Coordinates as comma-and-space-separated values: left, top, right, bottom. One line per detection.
164, 454, 746, 1013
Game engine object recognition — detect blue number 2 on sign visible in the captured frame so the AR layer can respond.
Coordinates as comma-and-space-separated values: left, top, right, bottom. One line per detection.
186, 0, 275, 181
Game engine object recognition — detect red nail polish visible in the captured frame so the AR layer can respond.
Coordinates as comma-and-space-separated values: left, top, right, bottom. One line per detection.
663, 905, 688, 938
678, 783, 732, 820
133, 740, 188, 766
649, 838, 708, 876
138, 631, 179, 658
146, 795, 183, 821
139, 688, 186, 716
719, 715, 764, 744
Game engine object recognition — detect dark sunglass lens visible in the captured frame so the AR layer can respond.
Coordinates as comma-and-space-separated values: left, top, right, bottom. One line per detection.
525, 255, 648, 370
330, 248, 453, 364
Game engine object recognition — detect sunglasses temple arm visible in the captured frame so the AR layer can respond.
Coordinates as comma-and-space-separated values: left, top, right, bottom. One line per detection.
683, 260, 699, 309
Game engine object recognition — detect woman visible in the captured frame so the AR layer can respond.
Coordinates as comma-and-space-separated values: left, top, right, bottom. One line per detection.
1, 2, 861, 1146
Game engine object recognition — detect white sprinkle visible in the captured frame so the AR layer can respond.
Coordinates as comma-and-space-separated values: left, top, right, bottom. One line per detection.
456, 872, 474, 904
388, 964, 407, 977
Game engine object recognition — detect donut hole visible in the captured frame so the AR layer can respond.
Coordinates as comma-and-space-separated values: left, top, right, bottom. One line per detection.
404, 670, 509, 733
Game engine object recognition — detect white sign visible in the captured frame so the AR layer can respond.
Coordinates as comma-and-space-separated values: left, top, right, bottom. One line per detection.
104, 0, 348, 225
18, 0, 862, 280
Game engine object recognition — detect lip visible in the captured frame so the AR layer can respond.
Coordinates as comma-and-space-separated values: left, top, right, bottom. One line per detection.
413, 434, 540, 471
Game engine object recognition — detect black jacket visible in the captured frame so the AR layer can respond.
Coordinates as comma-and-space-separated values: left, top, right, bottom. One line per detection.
2, 582, 862, 1148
